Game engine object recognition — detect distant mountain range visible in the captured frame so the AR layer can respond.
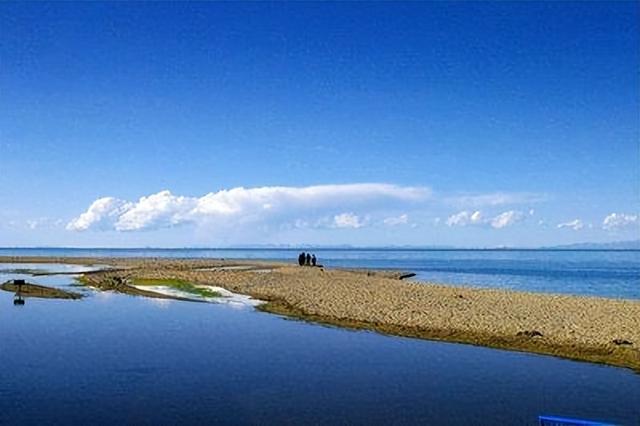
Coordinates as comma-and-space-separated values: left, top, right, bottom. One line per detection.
225, 241, 640, 250
193, 241, 640, 250
544, 240, 640, 250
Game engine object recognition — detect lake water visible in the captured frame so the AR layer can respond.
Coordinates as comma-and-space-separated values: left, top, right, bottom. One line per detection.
1, 248, 638, 299
0, 263, 639, 425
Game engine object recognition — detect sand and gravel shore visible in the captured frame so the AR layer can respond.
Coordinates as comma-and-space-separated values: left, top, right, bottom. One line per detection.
2, 256, 639, 372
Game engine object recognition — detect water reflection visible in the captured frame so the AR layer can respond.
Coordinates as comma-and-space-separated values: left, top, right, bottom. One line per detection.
0, 263, 638, 425
13, 279, 25, 306
1, 277, 84, 304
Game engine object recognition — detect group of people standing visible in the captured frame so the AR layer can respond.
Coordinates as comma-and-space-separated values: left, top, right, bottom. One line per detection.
297, 252, 317, 267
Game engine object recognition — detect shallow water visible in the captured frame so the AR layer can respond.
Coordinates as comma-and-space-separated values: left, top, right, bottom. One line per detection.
0, 262, 107, 275
0, 264, 638, 425
1, 248, 638, 299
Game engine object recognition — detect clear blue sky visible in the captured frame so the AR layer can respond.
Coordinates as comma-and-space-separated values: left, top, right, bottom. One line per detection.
1, 1, 638, 247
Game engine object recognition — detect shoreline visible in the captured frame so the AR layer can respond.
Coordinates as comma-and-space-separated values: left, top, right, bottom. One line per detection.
2, 256, 639, 372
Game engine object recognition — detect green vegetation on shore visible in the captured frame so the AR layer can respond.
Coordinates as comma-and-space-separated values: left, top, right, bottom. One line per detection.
132, 278, 222, 298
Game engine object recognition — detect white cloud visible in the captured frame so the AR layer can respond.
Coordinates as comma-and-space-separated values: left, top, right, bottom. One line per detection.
66, 197, 133, 231
446, 210, 484, 227
191, 183, 427, 218
25, 218, 63, 230
383, 214, 408, 226
557, 219, 584, 231
446, 210, 525, 229
68, 183, 429, 232
293, 219, 309, 229
602, 213, 639, 231
115, 191, 195, 231
332, 213, 365, 229
470, 211, 483, 223
490, 210, 524, 229
445, 192, 547, 207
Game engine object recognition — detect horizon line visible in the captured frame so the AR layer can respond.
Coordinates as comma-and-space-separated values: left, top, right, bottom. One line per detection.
0, 245, 638, 252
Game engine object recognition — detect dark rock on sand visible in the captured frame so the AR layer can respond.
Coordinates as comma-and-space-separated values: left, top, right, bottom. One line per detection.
398, 273, 417, 280
517, 330, 544, 338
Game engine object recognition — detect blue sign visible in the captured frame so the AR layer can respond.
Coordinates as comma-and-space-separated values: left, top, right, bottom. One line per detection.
539, 415, 616, 426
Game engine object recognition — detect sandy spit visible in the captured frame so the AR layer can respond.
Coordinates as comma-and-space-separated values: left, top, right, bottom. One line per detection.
3, 256, 639, 371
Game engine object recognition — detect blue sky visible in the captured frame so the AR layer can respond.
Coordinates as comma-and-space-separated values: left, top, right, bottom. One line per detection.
1, 1, 638, 247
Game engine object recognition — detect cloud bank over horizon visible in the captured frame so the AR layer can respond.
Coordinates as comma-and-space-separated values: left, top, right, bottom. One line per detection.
63, 183, 640, 246
67, 184, 429, 232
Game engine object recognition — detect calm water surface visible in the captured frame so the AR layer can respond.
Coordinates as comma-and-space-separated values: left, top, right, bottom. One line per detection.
0, 264, 638, 425
1, 248, 638, 299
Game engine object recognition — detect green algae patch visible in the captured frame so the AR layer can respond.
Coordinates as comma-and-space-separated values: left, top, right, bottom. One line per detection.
132, 278, 222, 298
75, 275, 90, 285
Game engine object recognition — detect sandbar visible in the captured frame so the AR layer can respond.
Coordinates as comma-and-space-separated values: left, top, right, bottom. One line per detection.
2, 256, 638, 372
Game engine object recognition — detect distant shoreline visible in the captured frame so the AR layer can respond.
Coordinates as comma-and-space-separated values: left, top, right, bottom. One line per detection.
2, 256, 639, 372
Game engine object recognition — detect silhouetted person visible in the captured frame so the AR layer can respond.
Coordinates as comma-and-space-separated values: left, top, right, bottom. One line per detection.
311, 254, 317, 267
306, 253, 311, 266
298, 252, 305, 266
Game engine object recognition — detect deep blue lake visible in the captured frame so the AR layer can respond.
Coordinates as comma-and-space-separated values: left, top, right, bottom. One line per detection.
0, 263, 639, 425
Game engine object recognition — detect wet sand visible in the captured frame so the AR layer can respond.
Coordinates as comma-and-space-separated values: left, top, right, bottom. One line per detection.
2, 256, 639, 371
